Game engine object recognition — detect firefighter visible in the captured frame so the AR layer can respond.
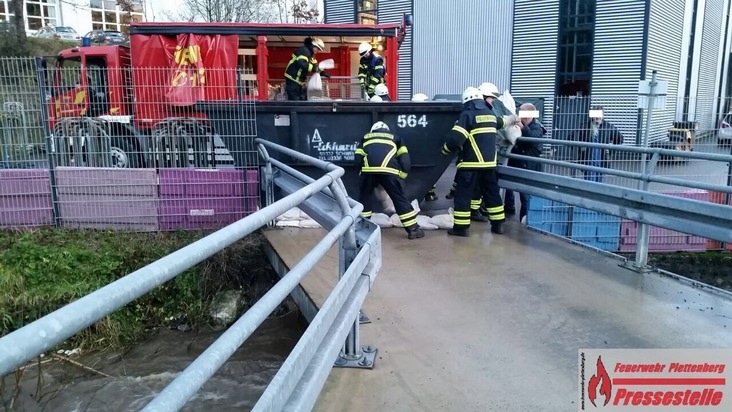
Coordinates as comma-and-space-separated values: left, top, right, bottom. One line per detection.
411, 93, 429, 102
358, 42, 386, 99
374, 83, 391, 101
355, 121, 425, 239
284, 37, 329, 101
440, 86, 517, 237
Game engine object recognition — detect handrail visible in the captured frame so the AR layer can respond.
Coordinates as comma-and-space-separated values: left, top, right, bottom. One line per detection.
0, 140, 382, 412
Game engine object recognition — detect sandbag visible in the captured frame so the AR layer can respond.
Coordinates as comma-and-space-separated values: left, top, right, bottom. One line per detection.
417, 215, 438, 230
299, 219, 321, 228
277, 207, 303, 221
318, 58, 335, 70
504, 124, 522, 145
389, 214, 403, 227
370, 213, 393, 228
276, 220, 301, 228
307, 73, 323, 99
430, 208, 454, 229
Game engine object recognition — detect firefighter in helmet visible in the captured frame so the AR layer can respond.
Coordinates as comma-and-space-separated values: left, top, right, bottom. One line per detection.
358, 42, 386, 99
374, 83, 391, 101
440, 85, 517, 237
355, 121, 425, 239
284, 37, 330, 101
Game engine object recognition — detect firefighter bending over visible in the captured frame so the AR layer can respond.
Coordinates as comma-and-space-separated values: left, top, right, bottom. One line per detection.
355, 121, 425, 240
441, 86, 517, 237
284, 37, 330, 101
358, 42, 386, 99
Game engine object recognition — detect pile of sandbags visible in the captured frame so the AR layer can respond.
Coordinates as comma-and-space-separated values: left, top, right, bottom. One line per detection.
275, 207, 321, 228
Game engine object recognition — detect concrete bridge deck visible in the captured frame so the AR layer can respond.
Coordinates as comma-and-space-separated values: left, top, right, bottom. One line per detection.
263, 221, 732, 412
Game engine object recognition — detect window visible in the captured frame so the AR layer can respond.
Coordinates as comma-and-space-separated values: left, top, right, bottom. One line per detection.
356, 0, 377, 25
89, 0, 144, 32
556, 0, 596, 96
0, 1, 57, 31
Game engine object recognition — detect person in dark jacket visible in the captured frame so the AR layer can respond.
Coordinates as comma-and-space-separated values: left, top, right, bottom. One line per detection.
504, 103, 546, 222
356, 121, 425, 239
358, 42, 386, 99
576, 105, 623, 182
284, 37, 330, 101
441, 86, 517, 237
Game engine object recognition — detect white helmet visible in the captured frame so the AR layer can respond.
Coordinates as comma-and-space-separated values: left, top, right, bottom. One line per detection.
370, 95, 383, 102
311, 37, 325, 51
411, 93, 429, 102
478, 82, 500, 98
370, 121, 389, 132
374, 83, 389, 97
358, 42, 372, 56
461, 86, 482, 104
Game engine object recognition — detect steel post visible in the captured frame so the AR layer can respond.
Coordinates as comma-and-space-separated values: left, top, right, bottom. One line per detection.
634, 70, 657, 271
34, 57, 61, 227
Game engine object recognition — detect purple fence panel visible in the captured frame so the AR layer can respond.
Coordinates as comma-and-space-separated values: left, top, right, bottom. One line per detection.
55, 167, 159, 231
619, 190, 709, 253
159, 168, 258, 231
0, 169, 53, 228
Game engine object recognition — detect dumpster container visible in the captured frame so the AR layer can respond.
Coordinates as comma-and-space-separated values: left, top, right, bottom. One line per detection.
197, 100, 463, 206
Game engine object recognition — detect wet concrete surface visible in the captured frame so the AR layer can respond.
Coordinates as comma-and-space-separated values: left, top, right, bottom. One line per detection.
264, 221, 732, 412
2, 312, 306, 412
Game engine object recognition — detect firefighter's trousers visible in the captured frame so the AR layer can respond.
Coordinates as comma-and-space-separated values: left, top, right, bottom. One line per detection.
453, 168, 505, 230
359, 173, 418, 230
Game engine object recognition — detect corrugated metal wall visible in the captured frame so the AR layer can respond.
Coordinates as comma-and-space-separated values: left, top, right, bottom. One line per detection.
412, 0, 513, 99
324, 0, 354, 22
645, 0, 686, 142
695, 0, 725, 130
511, 0, 559, 138
378, 0, 413, 100
591, 0, 647, 145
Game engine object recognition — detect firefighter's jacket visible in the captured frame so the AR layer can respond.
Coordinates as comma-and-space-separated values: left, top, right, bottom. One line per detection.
285, 46, 317, 86
358, 53, 386, 95
441, 100, 509, 169
355, 130, 411, 179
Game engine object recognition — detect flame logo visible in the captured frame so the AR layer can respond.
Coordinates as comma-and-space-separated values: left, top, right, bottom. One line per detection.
588, 356, 612, 407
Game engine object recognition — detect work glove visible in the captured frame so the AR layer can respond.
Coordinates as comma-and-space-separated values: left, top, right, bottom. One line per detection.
321, 71, 331, 79
505, 114, 519, 126
312, 63, 319, 73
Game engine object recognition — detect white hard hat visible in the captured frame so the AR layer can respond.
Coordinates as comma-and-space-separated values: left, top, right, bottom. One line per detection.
370, 121, 389, 132
311, 37, 325, 51
411, 93, 429, 102
478, 82, 500, 98
370, 95, 383, 102
374, 83, 389, 96
462, 86, 482, 104
358, 42, 372, 56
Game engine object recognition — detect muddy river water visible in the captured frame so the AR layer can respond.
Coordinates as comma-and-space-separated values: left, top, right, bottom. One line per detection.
3, 312, 306, 412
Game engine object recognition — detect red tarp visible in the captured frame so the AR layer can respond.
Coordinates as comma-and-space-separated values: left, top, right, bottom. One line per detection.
130, 33, 238, 124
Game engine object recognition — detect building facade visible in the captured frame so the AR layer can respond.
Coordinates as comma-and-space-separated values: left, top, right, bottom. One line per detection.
325, 0, 732, 143
0, 0, 146, 36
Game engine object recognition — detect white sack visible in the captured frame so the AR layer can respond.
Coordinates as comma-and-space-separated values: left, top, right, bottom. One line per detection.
370, 213, 393, 228
307, 72, 323, 99
389, 214, 403, 227
417, 215, 438, 230
318, 58, 335, 70
374, 185, 396, 215
299, 219, 321, 228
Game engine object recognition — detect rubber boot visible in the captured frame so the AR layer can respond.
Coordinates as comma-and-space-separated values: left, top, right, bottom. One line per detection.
426, 186, 438, 201
471, 210, 488, 222
407, 225, 425, 239
447, 227, 470, 237
491, 222, 504, 234
445, 189, 455, 200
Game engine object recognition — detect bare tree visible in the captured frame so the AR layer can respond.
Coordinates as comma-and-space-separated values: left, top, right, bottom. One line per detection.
9, 0, 27, 47
167, 0, 277, 23
167, 0, 321, 24
116, 0, 135, 35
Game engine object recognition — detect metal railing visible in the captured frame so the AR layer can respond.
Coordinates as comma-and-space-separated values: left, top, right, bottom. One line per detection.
0, 139, 382, 412
498, 135, 732, 271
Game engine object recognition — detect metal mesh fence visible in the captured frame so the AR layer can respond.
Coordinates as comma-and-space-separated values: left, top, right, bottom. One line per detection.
0, 59, 259, 232
520, 94, 732, 253
268, 76, 364, 101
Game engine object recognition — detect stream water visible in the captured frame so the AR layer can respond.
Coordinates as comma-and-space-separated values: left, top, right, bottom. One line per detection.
2, 311, 307, 412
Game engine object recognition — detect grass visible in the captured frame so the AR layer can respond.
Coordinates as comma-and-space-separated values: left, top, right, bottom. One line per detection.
0, 228, 279, 351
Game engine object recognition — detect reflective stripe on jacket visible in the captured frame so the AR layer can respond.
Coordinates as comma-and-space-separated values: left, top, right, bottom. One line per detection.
355, 131, 410, 178
441, 100, 510, 169
285, 46, 317, 85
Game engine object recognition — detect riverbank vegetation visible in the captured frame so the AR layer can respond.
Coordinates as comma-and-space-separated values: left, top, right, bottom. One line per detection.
0, 228, 282, 351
